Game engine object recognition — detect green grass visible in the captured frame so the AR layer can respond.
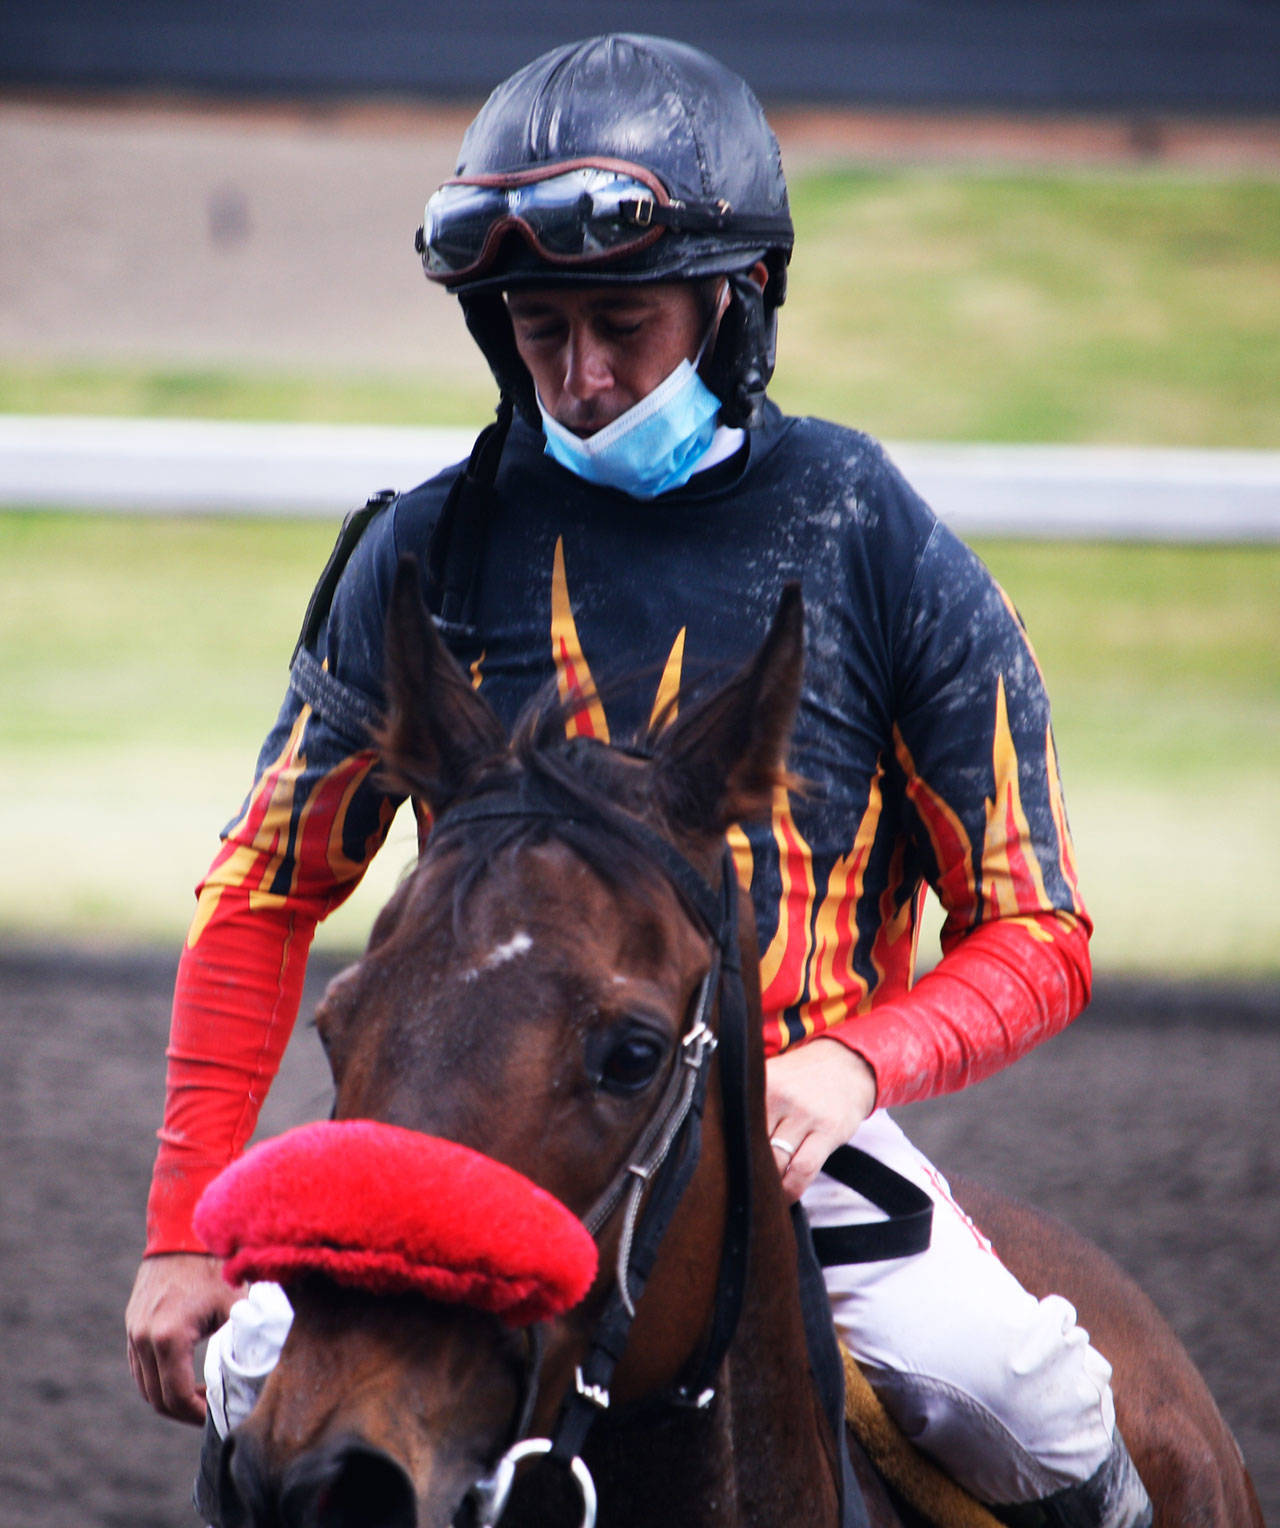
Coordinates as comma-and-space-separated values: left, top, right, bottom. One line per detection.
3, 514, 1277, 974
776, 168, 1280, 446
3, 167, 1278, 446
2, 513, 334, 747
971, 540, 1280, 977
0, 363, 496, 430
0, 512, 420, 954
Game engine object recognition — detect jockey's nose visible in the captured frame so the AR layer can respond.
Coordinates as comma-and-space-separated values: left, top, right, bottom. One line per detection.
562, 323, 615, 408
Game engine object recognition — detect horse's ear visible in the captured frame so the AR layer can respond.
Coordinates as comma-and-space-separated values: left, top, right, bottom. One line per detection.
377, 554, 507, 810
653, 583, 804, 840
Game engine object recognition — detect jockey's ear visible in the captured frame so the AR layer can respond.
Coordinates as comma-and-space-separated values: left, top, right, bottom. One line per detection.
377, 554, 507, 811
653, 583, 804, 842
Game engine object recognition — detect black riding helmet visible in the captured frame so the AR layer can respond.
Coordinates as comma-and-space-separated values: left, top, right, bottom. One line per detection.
415, 34, 794, 429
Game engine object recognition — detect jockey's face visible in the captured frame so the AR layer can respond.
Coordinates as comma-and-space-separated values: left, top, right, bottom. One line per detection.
505, 282, 708, 438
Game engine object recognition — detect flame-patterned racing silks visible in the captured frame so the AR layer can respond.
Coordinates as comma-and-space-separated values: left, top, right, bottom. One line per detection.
147, 402, 1089, 1254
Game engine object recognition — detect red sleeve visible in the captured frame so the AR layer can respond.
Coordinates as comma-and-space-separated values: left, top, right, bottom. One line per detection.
829, 909, 1091, 1110
145, 889, 316, 1253
143, 704, 395, 1254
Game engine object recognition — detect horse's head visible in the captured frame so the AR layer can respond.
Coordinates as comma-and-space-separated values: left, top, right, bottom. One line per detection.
211, 559, 804, 1528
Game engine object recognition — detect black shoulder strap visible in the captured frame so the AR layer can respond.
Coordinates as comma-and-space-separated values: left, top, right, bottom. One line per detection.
286, 487, 397, 745
283, 395, 513, 743
811, 1145, 933, 1268
425, 396, 513, 624
290, 487, 397, 668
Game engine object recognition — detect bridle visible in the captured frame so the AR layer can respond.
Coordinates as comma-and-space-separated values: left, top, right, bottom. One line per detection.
435, 776, 756, 1528
437, 766, 930, 1528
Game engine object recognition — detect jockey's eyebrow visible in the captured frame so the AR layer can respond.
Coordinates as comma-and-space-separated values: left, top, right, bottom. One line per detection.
505, 290, 663, 320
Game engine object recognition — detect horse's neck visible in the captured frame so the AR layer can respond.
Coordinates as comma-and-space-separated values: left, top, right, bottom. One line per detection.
577, 1365, 837, 1528
580, 1151, 842, 1528
710, 905, 843, 1522
722, 1153, 844, 1526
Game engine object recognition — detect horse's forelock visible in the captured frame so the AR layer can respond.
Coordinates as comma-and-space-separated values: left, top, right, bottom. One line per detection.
420, 687, 673, 930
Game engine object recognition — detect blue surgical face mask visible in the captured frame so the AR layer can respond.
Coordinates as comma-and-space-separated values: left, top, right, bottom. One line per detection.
536, 296, 727, 499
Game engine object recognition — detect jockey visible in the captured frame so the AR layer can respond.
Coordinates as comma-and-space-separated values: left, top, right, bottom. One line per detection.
126, 34, 1153, 1527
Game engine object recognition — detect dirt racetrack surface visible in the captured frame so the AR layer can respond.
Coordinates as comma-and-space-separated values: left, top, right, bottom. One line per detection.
0, 942, 1276, 1526
5, 95, 1280, 375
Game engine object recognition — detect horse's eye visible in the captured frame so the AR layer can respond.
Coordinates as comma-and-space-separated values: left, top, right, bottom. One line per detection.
597, 1030, 668, 1096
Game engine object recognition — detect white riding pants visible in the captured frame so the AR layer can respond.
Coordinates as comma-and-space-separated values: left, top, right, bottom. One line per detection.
807, 1110, 1117, 1506
205, 1112, 1117, 1508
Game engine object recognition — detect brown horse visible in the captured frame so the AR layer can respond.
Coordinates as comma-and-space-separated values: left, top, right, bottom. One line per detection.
205, 563, 1261, 1528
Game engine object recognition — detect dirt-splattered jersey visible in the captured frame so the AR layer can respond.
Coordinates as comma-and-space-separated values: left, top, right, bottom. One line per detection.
147, 405, 1090, 1252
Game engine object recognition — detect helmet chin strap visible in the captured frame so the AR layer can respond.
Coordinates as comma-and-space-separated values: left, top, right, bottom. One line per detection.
695, 278, 731, 373
460, 292, 540, 425
702, 269, 776, 430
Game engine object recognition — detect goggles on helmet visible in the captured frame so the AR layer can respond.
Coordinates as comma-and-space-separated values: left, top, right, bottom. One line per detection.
416, 157, 786, 284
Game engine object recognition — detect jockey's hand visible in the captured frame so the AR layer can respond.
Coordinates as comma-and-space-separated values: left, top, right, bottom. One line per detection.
126, 1252, 243, 1424
765, 1038, 877, 1203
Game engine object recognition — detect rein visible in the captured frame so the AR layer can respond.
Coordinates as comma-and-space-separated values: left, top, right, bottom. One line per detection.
437, 786, 755, 1528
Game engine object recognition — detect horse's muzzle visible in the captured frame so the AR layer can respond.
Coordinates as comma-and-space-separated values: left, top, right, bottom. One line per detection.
218, 1428, 417, 1528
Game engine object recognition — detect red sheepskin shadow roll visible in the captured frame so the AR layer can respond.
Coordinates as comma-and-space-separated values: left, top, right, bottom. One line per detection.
193, 1120, 598, 1327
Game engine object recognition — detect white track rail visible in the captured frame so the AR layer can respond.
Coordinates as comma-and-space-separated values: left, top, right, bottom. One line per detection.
2, 415, 1278, 540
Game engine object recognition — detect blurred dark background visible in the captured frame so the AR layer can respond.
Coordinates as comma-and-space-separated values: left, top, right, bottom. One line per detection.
3, 0, 1277, 113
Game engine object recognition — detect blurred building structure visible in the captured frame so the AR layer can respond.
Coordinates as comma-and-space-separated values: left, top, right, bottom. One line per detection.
2, 0, 1277, 114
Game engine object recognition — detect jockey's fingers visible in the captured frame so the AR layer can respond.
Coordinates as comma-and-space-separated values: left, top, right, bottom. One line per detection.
779, 1133, 827, 1204
158, 1346, 208, 1425
126, 1330, 151, 1402
140, 1321, 207, 1425
129, 1330, 170, 1416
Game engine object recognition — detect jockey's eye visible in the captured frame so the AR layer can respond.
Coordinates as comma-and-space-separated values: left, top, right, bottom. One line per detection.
592, 1025, 669, 1096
